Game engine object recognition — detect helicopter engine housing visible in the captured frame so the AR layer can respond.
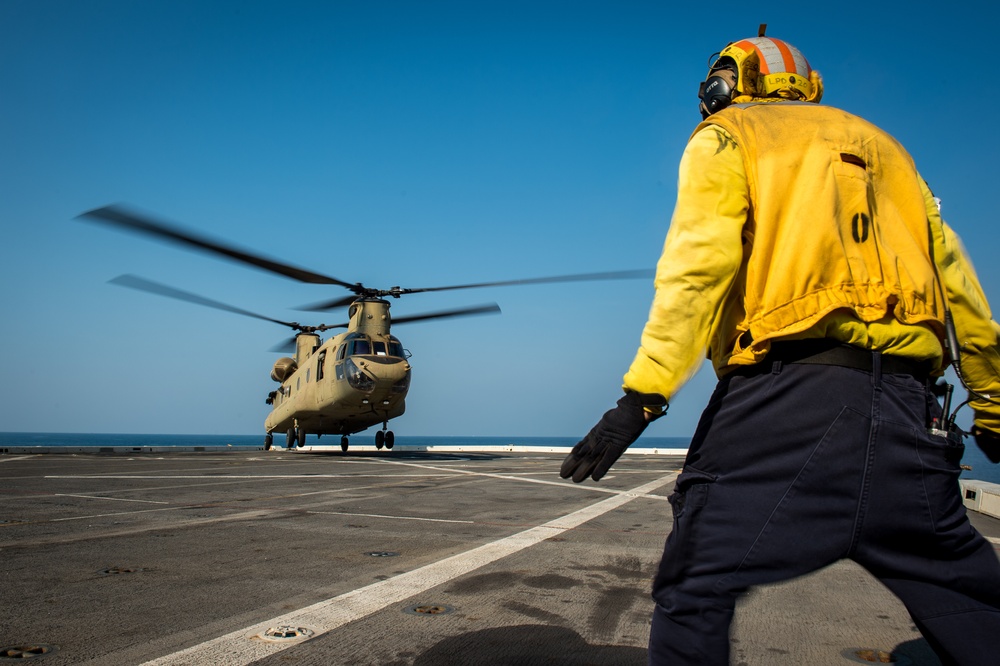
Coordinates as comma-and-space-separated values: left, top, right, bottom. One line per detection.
270, 357, 298, 383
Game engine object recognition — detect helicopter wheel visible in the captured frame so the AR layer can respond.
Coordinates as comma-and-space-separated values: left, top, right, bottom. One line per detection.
286, 427, 296, 449
298, 428, 307, 448
264, 433, 273, 450
385, 431, 395, 450
341, 436, 349, 452
375, 430, 385, 450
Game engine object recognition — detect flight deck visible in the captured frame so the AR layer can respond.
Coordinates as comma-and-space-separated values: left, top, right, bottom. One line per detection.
2, 447, 998, 665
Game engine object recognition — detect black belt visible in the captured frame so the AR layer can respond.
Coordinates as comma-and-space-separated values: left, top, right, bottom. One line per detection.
730, 339, 934, 380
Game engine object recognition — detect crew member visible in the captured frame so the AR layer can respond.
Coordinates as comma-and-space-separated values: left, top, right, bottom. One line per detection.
561, 29, 1000, 665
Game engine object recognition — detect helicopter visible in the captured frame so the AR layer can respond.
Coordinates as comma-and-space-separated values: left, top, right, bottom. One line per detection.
78, 204, 652, 451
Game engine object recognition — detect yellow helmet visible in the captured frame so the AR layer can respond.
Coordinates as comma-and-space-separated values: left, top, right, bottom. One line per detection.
699, 34, 823, 118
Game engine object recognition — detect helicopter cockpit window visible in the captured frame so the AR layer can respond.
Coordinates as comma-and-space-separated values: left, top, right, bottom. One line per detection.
349, 339, 372, 356
389, 340, 405, 358
337, 344, 346, 361
373, 341, 387, 356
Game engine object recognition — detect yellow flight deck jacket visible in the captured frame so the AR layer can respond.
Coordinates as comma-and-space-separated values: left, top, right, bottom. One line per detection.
624, 101, 1000, 433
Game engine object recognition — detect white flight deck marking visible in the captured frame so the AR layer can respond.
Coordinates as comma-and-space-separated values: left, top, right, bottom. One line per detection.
138, 472, 677, 666
53, 493, 169, 505
1, 478, 373, 503
308, 510, 475, 524
0, 455, 34, 462
373, 458, 673, 501
45, 469, 670, 500
32, 482, 416, 524
45, 474, 455, 479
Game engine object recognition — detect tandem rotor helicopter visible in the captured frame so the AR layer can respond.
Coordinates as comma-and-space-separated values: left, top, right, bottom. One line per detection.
79, 205, 652, 452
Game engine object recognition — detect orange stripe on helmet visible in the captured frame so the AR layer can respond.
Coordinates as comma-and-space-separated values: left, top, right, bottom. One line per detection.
731, 39, 757, 59
772, 39, 799, 74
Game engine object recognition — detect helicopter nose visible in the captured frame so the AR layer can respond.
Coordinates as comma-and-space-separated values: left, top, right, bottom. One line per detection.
354, 357, 410, 388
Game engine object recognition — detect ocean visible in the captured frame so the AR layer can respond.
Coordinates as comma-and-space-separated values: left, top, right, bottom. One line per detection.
2, 431, 998, 485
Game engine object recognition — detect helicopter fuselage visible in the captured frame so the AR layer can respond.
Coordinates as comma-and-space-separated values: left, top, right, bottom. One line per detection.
265, 299, 411, 443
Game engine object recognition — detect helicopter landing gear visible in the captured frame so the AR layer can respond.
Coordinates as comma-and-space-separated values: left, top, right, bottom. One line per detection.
264, 433, 273, 450
340, 435, 349, 452
376, 422, 394, 450
286, 427, 296, 449
298, 428, 307, 448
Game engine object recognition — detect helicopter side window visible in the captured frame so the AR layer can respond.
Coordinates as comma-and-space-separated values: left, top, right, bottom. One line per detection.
317, 351, 326, 381
373, 341, 387, 356
337, 344, 346, 361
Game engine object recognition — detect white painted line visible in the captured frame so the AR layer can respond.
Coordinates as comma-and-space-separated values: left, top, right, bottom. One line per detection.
48, 506, 246, 523
54, 494, 169, 505
0, 455, 34, 462
138, 472, 678, 666
40, 482, 399, 524
308, 511, 475, 525
45, 474, 454, 479
374, 458, 672, 501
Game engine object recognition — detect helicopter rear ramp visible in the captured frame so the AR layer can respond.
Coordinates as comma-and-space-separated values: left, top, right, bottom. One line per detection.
1, 448, 997, 665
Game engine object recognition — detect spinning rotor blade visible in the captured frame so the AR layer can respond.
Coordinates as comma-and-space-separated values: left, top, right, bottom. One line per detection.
268, 323, 348, 354
300, 294, 359, 312
390, 303, 502, 325
298, 268, 654, 311
267, 305, 499, 352
79, 205, 360, 289
400, 268, 655, 294
109, 274, 304, 330
270, 337, 299, 354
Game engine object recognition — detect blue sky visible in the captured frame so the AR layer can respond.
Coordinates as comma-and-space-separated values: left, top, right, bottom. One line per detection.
2, 1, 998, 438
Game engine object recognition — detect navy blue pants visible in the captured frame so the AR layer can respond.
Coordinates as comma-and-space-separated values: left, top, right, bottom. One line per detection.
649, 359, 1000, 665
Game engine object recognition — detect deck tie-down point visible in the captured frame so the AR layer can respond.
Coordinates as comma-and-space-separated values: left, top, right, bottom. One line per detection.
404, 604, 455, 616
0, 644, 58, 660
253, 626, 315, 643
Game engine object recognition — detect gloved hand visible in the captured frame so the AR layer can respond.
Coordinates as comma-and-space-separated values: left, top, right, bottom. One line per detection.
560, 392, 666, 483
973, 426, 1000, 463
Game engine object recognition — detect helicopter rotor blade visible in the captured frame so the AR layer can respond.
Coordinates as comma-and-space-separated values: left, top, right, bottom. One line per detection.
390, 303, 502, 325
269, 337, 298, 354
109, 274, 306, 331
297, 294, 359, 312
315, 322, 350, 331
297, 269, 654, 311
399, 268, 655, 295
79, 204, 361, 290
268, 323, 349, 354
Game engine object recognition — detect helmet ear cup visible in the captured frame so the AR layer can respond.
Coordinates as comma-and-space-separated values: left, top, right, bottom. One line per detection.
698, 67, 738, 119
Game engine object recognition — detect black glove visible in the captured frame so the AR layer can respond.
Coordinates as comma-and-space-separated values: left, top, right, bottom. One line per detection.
560, 392, 666, 483
973, 426, 1000, 464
